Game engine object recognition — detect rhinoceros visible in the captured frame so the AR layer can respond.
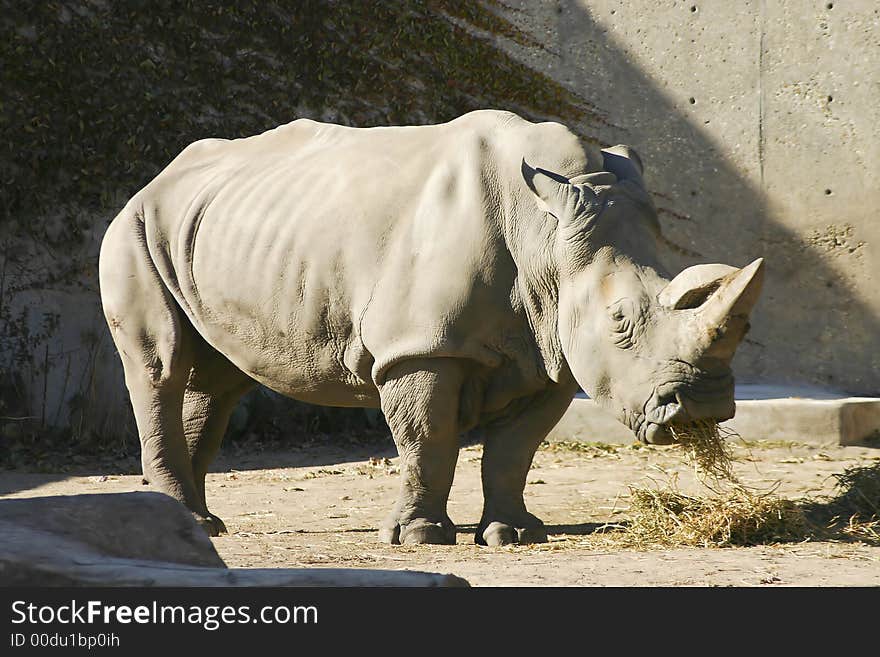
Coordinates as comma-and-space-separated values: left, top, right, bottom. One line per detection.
99, 109, 763, 546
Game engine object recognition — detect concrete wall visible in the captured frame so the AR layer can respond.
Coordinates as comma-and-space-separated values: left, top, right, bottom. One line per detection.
491, 0, 880, 395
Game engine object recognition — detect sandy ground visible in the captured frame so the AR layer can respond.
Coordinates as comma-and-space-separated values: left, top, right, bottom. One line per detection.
2, 438, 879, 586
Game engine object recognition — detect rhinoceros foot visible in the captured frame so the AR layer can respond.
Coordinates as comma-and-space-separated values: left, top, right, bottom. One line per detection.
477, 518, 548, 547
193, 513, 227, 537
378, 516, 456, 545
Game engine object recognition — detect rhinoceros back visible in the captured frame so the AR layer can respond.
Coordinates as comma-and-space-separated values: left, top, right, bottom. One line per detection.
127, 110, 597, 407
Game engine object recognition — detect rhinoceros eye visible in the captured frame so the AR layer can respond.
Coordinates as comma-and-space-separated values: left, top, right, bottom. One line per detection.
609, 303, 635, 349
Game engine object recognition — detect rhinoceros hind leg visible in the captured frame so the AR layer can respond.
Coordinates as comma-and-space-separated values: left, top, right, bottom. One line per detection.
377, 358, 465, 545
100, 210, 206, 529
182, 338, 255, 534
193, 513, 227, 537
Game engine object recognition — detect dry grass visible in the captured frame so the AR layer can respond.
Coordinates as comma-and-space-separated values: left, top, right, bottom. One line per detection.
669, 419, 739, 484
604, 460, 880, 549
540, 440, 638, 458
544, 419, 880, 549
581, 417, 880, 549
613, 482, 808, 548
801, 462, 880, 543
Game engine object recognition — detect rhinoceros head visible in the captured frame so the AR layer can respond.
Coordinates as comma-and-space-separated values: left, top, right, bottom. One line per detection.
522, 146, 764, 444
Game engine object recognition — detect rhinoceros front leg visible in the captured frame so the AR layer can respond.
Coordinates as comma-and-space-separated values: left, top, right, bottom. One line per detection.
377, 358, 466, 545
477, 384, 578, 546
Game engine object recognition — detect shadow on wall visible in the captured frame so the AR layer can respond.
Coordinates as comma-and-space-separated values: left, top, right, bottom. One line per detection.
531, 0, 878, 395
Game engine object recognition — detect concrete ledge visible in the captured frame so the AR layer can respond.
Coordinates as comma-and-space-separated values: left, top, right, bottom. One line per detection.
547, 385, 880, 447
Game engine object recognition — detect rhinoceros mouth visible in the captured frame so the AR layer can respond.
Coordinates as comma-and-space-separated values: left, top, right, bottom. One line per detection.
632, 412, 704, 446
626, 394, 687, 445
630, 418, 673, 445
619, 407, 676, 445
625, 365, 736, 445
625, 391, 728, 446
642, 421, 674, 445
614, 363, 736, 445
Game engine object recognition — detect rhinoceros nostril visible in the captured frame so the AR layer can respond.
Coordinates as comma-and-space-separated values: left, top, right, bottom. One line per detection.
675, 392, 700, 418
673, 391, 734, 422
646, 399, 686, 424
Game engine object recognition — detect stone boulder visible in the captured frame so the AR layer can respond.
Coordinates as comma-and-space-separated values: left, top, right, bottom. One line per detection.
0, 492, 468, 587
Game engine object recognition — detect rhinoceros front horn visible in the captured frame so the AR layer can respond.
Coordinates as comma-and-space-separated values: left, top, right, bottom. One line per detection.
699, 257, 765, 324
659, 262, 740, 310
661, 258, 765, 361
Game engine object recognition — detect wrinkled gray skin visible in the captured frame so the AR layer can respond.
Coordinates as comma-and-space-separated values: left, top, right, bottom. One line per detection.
99, 110, 764, 546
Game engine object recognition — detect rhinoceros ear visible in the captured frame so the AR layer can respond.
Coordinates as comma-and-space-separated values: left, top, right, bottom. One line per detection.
521, 159, 572, 219
521, 159, 598, 222
601, 145, 645, 188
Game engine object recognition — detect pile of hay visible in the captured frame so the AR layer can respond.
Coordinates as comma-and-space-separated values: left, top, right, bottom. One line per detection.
551, 415, 880, 550
619, 483, 808, 548
801, 462, 880, 543
609, 461, 880, 549
602, 417, 880, 548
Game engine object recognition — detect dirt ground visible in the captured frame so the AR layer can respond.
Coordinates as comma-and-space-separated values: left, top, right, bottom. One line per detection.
2, 437, 879, 586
